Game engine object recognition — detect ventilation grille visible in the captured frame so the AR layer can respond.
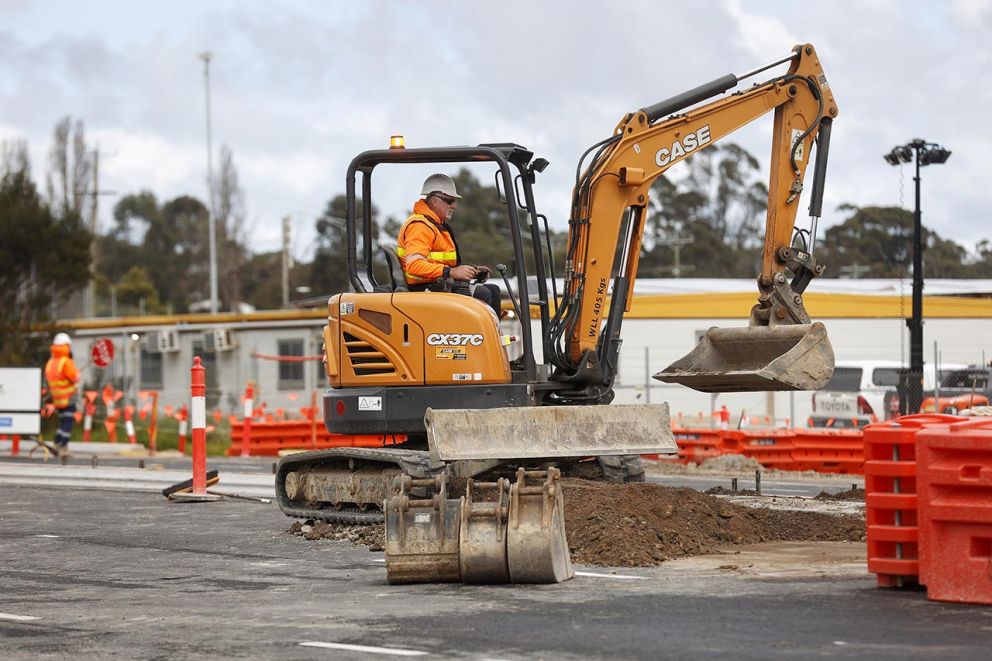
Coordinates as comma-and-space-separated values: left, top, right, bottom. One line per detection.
343, 332, 396, 376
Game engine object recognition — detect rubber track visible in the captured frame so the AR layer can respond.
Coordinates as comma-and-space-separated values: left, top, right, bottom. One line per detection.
275, 447, 434, 521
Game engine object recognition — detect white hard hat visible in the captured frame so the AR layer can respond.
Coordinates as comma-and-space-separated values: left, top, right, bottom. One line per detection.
421, 174, 462, 199
53, 332, 72, 346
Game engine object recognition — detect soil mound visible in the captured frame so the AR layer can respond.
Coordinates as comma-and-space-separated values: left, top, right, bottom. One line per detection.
291, 480, 864, 567
814, 487, 866, 501
562, 479, 863, 567
698, 454, 763, 472
290, 520, 385, 551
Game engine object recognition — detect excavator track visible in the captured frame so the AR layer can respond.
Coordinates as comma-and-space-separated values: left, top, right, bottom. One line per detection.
275, 447, 436, 523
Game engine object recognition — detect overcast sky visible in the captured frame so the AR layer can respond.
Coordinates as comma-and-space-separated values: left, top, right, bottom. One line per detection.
2, 0, 989, 263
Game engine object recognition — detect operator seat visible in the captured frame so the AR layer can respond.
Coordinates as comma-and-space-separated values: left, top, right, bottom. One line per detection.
381, 244, 408, 292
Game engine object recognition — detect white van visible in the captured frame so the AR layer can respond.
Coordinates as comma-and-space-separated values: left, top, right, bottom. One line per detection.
809, 360, 963, 428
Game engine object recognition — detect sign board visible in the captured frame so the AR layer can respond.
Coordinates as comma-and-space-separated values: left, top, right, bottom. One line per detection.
0, 368, 42, 435
91, 338, 115, 368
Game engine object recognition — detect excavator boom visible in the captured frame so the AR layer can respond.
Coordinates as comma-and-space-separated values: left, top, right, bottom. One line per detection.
546, 43, 838, 395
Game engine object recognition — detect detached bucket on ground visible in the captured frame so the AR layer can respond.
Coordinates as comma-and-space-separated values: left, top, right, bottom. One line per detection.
654, 322, 834, 393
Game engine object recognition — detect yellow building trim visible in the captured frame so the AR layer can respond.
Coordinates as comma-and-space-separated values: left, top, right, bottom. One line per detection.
58, 292, 992, 331
60, 309, 327, 331
625, 292, 992, 318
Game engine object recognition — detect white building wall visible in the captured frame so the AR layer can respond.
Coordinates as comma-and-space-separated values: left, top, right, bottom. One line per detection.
72, 314, 992, 426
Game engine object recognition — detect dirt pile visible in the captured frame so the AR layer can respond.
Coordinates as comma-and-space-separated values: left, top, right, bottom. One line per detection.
698, 454, 764, 472
814, 487, 866, 501
561, 479, 863, 567
290, 520, 385, 551
291, 480, 864, 567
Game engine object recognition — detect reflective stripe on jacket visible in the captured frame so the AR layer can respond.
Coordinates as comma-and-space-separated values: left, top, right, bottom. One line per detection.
45, 345, 79, 408
397, 199, 460, 285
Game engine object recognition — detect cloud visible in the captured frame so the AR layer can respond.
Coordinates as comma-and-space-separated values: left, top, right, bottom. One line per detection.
1, 0, 989, 258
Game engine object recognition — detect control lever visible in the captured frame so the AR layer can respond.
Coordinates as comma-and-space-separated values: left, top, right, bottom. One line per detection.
495, 264, 523, 320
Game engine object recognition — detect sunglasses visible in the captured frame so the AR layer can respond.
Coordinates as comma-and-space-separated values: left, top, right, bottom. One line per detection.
433, 195, 457, 205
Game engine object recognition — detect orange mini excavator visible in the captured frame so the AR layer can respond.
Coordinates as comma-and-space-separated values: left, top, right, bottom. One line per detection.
276, 44, 839, 583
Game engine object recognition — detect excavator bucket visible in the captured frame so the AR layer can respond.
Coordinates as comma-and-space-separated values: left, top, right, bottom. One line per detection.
655, 322, 834, 393
505, 468, 574, 584
424, 403, 677, 463
459, 478, 510, 584
384, 472, 462, 584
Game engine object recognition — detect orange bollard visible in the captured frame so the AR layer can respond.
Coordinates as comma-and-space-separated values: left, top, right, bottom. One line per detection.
177, 405, 188, 454
191, 357, 207, 494
12, 434, 19, 457
241, 381, 254, 457
124, 406, 137, 444
310, 389, 318, 450
82, 399, 95, 442
148, 392, 159, 455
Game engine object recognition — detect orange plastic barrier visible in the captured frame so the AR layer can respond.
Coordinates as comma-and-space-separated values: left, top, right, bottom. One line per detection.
227, 420, 407, 456
916, 418, 992, 604
723, 429, 798, 471
668, 428, 724, 464
863, 414, 965, 588
790, 428, 864, 474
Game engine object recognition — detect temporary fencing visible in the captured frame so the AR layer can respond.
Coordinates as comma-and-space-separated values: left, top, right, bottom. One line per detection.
228, 421, 401, 456
665, 425, 866, 474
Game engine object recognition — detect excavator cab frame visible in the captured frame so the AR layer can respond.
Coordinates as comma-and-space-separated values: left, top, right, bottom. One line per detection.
342, 143, 552, 385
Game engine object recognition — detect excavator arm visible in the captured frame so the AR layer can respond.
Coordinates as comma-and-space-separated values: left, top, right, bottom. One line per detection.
546, 44, 838, 399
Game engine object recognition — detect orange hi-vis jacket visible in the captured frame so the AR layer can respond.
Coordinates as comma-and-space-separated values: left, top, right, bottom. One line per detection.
45, 344, 80, 408
396, 199, 461, 286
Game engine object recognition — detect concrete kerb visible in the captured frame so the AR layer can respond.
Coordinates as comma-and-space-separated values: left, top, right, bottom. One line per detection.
0, 463, 275, 499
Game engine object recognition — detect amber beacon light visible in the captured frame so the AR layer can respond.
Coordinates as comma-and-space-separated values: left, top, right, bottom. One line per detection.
389, 135, 406, 149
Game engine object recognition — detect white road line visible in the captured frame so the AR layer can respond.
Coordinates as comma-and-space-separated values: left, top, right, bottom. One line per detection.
575, 571, 645, 580
35, 534, 61, 538
0, 613, 40, 621
300, 641, 428, 656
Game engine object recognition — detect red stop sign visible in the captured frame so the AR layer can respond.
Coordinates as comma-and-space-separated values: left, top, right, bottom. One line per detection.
91, 338, 115, 368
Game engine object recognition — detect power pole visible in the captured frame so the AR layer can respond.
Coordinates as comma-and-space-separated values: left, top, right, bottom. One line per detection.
837, 263, 872, 279
657, 235, 692, 277
84, 150, 99, 318
200, 51, 219, 314
83, 147, 116, 317
282, 215, 292, 308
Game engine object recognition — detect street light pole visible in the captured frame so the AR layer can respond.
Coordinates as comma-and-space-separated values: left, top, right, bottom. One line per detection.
909, 146, 924, 411
883, 139, 951, 414
200, 51, 219, 314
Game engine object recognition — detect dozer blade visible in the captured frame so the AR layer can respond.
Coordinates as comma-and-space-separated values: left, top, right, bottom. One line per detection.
459, 478, 510, 584
424, 403, 676, 463
654, 322, 834, 393
384, 472, 462, 584
506, 468, 574, 584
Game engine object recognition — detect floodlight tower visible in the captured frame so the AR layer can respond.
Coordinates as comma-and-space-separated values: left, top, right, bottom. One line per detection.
883, 139, 951, 413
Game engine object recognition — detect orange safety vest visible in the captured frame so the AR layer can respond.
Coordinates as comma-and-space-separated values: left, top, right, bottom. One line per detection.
45, 345, 79, 408
396, 199, 460, 285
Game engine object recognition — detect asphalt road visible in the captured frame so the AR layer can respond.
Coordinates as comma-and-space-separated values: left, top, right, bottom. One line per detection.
1, 484, 990, 660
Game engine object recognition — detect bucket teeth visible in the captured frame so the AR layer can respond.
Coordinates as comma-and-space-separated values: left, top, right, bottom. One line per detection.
383, 468, 575, 585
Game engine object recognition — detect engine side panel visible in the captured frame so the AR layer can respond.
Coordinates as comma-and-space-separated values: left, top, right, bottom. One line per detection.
327, 291, 511, 388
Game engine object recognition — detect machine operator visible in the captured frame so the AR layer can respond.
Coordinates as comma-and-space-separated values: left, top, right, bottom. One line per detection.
396, 173, 501, 316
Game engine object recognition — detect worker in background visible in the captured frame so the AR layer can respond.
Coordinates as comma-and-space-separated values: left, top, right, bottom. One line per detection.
45, 332, 80, 454
397, 174, 501, 316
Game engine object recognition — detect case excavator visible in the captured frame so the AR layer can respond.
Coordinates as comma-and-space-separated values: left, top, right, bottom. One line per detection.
276, 44, 839, 583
